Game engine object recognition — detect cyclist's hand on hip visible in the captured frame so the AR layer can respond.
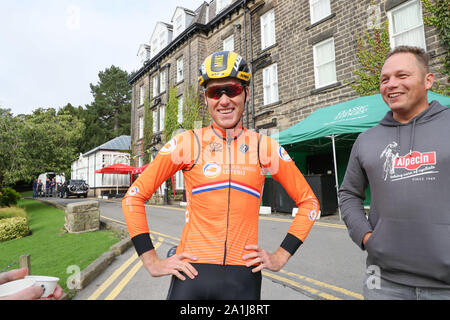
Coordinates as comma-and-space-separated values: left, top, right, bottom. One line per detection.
243, 245, 291, 273
141, 250, 198, 281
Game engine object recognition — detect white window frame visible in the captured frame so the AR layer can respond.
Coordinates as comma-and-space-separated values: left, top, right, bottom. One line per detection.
138, 116, 144, 140
178, 96, 184, 124
153, 109, 158, 133
387, 0, 426, 50
309, 0, 331, 25
138, 47, 149, 67
313, 37, 337, 89
159, 106, 165, 132
159, 31, 166, 51
152, 75, 159, 98
223, 34, 235, 52
139, 85, 145, 106
151, 39, 158, 58
160, 70, 167, 93
260, 9, 276, 50
174, 14, 183, 38
102, 154, 111, 168
216, 0, 231, 14
262, 63, 279, 106
177, 57, 184, 83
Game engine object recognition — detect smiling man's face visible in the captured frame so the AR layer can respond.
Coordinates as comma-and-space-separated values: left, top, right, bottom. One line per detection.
204, 78, 248, 130
379, 52, 434, 123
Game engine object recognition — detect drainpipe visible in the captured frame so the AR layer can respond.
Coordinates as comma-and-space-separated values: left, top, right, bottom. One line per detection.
248, 1, 265, 130
166, 63, 171, 103
249, 5, 255, 129
188, 37, 191, 88
243, 4, 249, 128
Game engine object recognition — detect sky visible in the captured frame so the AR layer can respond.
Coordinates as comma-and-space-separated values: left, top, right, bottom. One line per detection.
0, 0, 207, 116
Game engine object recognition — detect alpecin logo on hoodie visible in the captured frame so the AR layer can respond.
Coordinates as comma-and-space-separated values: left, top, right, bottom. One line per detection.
380, 141, 438, 181
394, 151, 436, 170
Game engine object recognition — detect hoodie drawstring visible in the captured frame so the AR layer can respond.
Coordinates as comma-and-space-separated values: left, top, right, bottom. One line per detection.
396, 118, 417, 157
409, 119, 417, 156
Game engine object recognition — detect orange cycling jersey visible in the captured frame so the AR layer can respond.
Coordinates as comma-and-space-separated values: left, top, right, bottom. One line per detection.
122, 124, 319, 265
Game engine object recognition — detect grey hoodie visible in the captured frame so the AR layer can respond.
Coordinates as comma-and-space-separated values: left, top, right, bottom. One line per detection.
339, 100, 450, 288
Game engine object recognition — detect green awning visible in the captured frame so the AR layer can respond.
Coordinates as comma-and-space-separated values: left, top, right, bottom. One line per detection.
273, 92, 450, 146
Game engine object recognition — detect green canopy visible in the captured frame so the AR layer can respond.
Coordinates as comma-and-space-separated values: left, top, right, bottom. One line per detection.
274, 91, 450, 146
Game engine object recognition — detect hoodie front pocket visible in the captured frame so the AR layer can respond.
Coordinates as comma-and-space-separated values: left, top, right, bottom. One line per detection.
365, 217, 450, 284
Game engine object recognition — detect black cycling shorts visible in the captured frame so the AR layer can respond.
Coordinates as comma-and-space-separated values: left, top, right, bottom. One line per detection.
166, 263, 262, 300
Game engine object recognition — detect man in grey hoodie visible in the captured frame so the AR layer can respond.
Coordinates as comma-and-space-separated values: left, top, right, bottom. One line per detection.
339, 46, 450, 299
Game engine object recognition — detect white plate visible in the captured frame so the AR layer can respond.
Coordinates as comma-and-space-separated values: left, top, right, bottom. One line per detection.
0, 279, 36, 298
25, 275, 59, 282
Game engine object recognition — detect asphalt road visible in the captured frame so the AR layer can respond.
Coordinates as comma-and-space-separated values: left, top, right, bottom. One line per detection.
46, 196, 367, 301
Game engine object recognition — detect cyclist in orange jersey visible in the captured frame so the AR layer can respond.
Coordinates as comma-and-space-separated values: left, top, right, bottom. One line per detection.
122, 51, 319, 299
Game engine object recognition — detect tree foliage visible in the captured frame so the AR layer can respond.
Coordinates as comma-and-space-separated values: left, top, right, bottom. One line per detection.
142, 93, 153, 164
164, 87, 180, 142
350, 18, 391, 96
182, 85, 210, 130
0, 66, 132, 187
0, 107, 84, 186
0, 108, 26, 186
81, 65, 132, 153
421, 0, 450, 95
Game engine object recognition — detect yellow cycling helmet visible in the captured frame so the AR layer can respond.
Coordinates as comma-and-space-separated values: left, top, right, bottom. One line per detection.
198, 51, 251, 87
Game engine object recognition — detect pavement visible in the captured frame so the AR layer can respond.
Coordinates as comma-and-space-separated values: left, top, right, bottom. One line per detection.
32, 196, 345, 301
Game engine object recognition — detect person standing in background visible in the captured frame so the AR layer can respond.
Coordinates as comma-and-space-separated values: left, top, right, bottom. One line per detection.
32, 178, 37, 198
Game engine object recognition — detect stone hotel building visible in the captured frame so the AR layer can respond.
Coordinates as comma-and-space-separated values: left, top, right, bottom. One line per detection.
127, 0, 446, 201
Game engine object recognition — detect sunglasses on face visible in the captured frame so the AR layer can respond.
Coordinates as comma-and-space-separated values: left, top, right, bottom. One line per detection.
205, 83, 245, 100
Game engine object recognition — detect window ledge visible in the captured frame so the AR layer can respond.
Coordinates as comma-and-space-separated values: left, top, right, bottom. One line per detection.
310, 82, 341, 95
305, 13, 336, 31
153, 92, 166, 99
259, 42, 278, 55
262, 100, 282, 109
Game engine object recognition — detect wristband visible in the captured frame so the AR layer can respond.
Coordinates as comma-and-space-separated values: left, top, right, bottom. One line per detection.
131, 233, 154, 256
280, 233, 303, 256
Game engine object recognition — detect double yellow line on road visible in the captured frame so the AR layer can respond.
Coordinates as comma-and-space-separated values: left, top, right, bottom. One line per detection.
97, 215, 361, 300
88, 236, 163, 300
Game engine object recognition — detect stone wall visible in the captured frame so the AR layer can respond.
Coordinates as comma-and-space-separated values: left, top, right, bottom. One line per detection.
65, 201, 100, 234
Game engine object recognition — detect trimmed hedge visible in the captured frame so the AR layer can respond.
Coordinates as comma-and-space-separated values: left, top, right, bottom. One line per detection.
0, 206, 27, 220
0, 217, 30, 242
0, 188, 22, 207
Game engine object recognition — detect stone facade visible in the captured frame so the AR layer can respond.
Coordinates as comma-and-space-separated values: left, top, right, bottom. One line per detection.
129, 0, 446, 163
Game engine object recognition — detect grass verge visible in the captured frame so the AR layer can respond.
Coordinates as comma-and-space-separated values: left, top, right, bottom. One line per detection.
0, 198, 121, 298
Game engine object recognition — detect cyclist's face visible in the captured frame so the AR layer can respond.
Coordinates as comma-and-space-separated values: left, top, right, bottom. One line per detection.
204, 78, 248, 130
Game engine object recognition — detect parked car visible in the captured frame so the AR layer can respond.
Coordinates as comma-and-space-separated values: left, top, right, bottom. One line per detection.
59, 180, 89, 198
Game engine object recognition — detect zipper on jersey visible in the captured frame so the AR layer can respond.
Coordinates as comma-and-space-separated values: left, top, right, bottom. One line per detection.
223, 135, 232, 265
